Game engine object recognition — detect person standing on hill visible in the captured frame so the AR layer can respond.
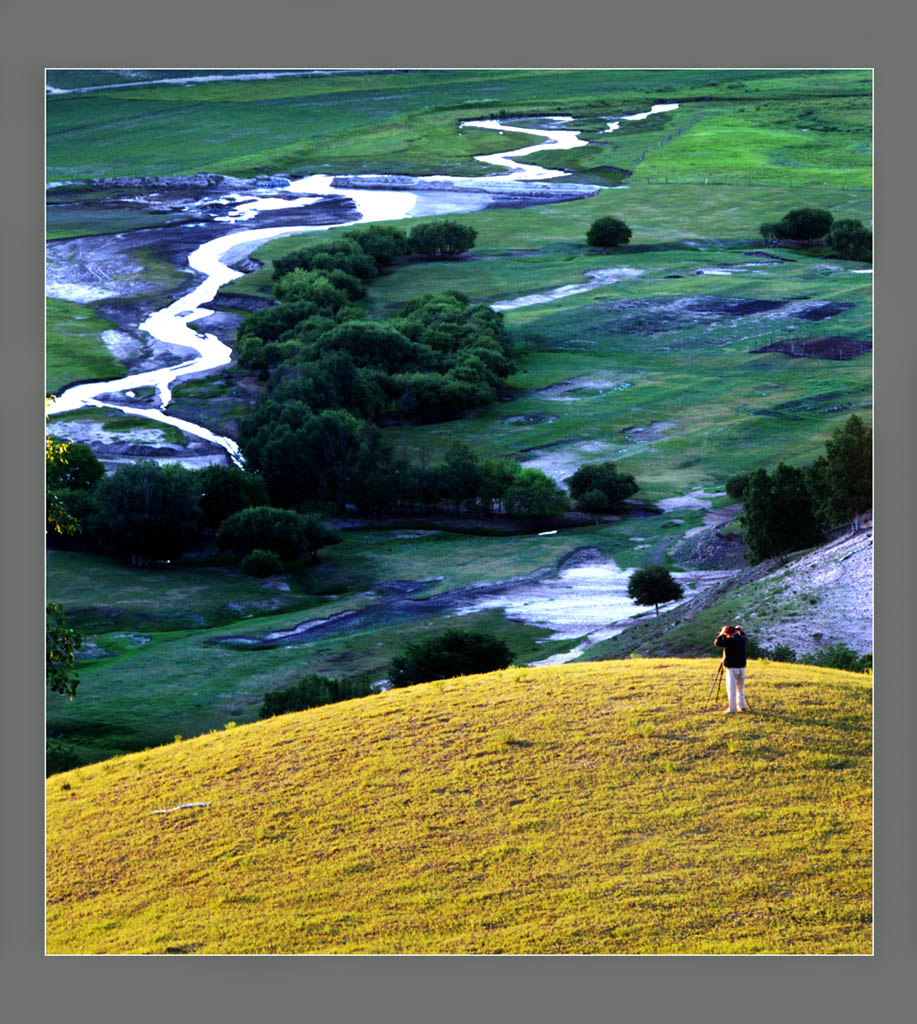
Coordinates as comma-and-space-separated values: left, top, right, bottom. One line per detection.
715, 625, 748, 713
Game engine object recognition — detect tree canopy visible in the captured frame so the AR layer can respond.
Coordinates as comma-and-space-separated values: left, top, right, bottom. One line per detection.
89, 461, 202, 565
46, 603, 82, 699
407, 220, 477, 259
827, 219, 872, 262
626, 565, 684, 616
586, 216, 632, 251
741, 463, 825, 564
216, 506, 341, 563
388, 628, 513, 687
567, 461, 638, 510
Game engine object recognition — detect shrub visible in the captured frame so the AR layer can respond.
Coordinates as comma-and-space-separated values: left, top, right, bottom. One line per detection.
259, 673, 374, 718
240, 548, 282, 577
389, 628, 514, 687
801, 643, 871, 673
195, 465, 270, 532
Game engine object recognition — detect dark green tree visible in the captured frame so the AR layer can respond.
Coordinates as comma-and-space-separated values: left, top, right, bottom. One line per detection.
343, 224, 409, 268
626, 565, 684, 617
827, 219, 872, 262
775, 207, 834, 244
389, 629, 513, 687
807, 414, 872, 529
586, 216, 632, 252
195, 465, 270, 531
46, 603, 82, 699
45, 441, 104, 491
725, 472, 750, 501
408, 220, 478, 259
741, 463, 824, 564
217, 506, 340, 563
89, 461, 202, 565
567, 461, 638, 509
502, 468, 569, 517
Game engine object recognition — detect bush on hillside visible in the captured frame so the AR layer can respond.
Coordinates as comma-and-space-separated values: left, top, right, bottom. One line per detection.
259, 672, 374, 719
800, 643, 872, 673
388, 629, 514, 687
761, 207, 833, 245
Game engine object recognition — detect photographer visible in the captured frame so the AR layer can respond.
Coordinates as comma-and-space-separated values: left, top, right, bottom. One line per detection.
714, 625, 748, 713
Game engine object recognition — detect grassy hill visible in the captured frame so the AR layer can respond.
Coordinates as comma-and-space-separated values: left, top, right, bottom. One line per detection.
46, 658, 871, 954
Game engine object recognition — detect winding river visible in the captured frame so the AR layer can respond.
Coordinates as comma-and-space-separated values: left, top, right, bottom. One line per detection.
47, 104, 678, 465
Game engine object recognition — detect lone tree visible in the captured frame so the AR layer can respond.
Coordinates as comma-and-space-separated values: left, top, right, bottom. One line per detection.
627, 565, 684, 617
388, 628, 513, 687
586, 216, 632, 253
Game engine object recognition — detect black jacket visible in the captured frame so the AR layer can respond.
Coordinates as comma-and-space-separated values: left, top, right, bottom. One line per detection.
715, 633, 747, 668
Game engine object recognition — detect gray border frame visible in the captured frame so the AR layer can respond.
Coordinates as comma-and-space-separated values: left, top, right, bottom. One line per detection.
4, 1, 914, 1020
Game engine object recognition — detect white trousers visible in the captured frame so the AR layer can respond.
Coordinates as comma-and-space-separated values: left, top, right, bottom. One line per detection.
725, 667, 746, 712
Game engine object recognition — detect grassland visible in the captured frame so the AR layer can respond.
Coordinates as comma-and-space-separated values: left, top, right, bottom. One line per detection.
47, 69, 870, 183
46, 298, 127, 394
46, 658, 872, 954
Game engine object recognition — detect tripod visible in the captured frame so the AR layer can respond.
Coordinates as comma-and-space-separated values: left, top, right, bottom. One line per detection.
703, 662, 751, 712
703, 662, 724, 711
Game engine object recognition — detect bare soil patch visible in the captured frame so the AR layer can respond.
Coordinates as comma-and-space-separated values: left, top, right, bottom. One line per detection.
751, 336, 871, 360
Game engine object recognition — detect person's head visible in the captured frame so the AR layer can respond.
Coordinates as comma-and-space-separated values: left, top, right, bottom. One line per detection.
722, 625, 736, 636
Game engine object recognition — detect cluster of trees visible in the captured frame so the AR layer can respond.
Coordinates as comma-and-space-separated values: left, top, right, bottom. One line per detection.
234, 223, 523, 501
48, 453, 342, 569
727, 414, 872, 564
759, 207, 871, 262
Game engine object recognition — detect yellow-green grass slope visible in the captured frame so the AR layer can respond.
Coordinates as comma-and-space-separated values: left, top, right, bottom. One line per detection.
47, 659, 871, 955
